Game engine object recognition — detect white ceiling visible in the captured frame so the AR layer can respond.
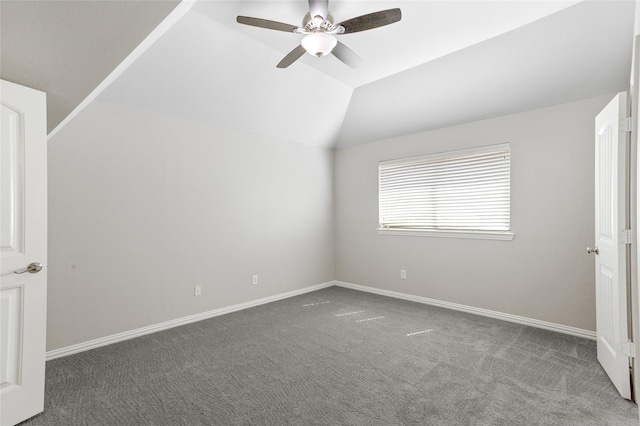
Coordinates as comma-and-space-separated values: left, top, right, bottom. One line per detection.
337, 0, 635, 147
2, 1, 635, 148
97, 0, 635, 148
195, 0, 581, 88
98, 6, 354, 148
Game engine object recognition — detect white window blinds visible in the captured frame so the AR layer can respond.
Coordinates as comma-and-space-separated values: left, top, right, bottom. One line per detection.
379, 144, 510, 232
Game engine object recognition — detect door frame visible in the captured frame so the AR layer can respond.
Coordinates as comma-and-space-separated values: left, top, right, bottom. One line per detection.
632, 33, 640, 405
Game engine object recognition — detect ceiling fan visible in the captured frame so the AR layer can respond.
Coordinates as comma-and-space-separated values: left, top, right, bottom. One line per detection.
236, 0, 401, 68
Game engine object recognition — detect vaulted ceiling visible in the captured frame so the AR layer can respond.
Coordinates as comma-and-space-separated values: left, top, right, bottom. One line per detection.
1, 0, 181, 132
2, 1, 634, 148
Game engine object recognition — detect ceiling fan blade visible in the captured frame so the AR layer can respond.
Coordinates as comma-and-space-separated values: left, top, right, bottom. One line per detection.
337, 8, 401, 34
277, 45, 307, 68
332, 41, 361, 68
309, 0, 329, 20
236, 16, 299, 33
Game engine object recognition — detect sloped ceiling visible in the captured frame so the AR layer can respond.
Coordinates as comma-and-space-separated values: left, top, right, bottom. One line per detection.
337, 0, 635, 147
0, 0, 181, 132
1, 1, 635, 148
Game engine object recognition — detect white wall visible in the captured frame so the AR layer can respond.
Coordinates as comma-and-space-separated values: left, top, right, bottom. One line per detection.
335, 94, 613, 331
47, 101, 335, 351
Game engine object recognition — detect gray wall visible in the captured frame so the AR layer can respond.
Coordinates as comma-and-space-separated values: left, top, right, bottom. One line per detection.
335, 94, 613, 331
47, 101, 335, 351
47, 93, 613, 350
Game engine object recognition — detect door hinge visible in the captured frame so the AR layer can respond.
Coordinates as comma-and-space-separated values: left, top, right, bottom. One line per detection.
622, 341, 636, 358
620, 229, 633, 244
620, 117, 633, 133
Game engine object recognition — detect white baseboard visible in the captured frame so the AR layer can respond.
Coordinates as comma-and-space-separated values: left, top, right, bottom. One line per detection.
334, 281, 596, 340
46, 281, 335, 361
47, 279, 597, 361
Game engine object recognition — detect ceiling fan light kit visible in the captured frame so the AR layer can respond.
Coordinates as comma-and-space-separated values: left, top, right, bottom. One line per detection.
236, 0, 401, 68
301, 33, 337, 57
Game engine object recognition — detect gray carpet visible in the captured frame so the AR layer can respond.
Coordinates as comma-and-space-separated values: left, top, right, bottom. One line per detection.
22, 286, 638, 425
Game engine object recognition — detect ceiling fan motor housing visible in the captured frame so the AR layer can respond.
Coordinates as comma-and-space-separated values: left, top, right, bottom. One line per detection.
302, 13, 339, 33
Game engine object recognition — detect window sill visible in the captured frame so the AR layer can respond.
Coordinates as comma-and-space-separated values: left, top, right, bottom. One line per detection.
377, 228, 515, 241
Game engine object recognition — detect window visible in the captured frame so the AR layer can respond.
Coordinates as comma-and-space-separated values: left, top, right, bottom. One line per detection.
378, 144, 513, 240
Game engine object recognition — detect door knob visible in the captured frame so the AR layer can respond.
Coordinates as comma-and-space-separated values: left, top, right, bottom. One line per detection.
14, 262, 43, 274
586, 247, 599, 255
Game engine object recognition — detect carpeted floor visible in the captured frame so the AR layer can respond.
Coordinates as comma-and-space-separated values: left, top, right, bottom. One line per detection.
22, 286, 638, 425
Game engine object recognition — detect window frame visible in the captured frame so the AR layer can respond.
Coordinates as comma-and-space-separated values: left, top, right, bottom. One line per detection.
377, 143, 514, 241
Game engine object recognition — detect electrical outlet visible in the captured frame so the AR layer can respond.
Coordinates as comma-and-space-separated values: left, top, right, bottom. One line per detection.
400, 269, 407, 279
252, 275, 258, 285
194, 285, 202, 296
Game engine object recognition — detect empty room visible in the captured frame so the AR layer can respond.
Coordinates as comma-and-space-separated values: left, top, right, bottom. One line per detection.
3, 0, 640, 424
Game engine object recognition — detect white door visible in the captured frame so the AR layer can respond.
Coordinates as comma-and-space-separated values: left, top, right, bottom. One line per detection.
593, 92, 631, 400
0, 80, 48, 425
